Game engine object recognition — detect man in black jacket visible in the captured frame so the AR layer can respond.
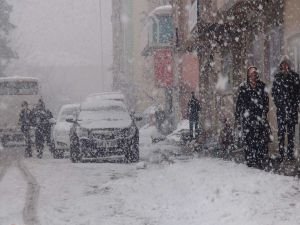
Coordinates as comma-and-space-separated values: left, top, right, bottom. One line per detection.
19, 101, 32, 157
235, 66, 269, 168
31, 99, 54, 158
272, 56, 300, 161
188, 92, 201, 139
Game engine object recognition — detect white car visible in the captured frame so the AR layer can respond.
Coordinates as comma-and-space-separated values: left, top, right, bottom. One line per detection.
52, 103, 80, 158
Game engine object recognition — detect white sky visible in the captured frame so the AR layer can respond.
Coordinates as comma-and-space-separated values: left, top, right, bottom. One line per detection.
6, 0, 113, 110
8, 0, 112, 67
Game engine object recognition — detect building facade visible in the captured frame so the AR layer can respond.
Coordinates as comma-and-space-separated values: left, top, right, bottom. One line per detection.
173, 0, 285, 149
112, 0, 170, 113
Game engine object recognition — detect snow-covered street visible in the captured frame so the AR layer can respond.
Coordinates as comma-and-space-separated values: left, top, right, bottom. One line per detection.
1, 127, 300, 225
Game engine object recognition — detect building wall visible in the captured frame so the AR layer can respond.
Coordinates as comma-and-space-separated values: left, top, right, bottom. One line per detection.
284, 0, 300, 47
132, 0, 166, 113
284, 0, 300, 151
112, 0, 167, 113
180, 52, 199, 118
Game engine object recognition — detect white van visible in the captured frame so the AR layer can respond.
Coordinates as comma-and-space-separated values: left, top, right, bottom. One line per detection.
0, 77, 40, 146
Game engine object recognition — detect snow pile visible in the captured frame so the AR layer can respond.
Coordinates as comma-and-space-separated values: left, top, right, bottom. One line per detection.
139, 124, 183, 164
166, 119, 189, 143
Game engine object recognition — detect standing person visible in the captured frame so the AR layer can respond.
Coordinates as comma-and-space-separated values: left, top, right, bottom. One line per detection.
272, 56, 300, 162
187, 92, 201, 139
31, 99, 54, 158
235, 66, 269, 168
19, 101, 32, 157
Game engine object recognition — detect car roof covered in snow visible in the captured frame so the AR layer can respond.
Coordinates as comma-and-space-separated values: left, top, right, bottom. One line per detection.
60, 103, 80, 111
86, 92, 125, 102
81, 98, 127, 111
0, 76, 39, 83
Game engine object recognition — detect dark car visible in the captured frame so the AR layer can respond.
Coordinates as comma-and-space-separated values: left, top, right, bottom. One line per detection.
67, 98, 141, 163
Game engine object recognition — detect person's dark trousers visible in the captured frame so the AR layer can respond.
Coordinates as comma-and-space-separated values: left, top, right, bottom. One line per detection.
244, 127, 267, 168
23, 129, 32, 157
35, 128, 45, 158
277, 111, 296, 160
189, 117, 198, 139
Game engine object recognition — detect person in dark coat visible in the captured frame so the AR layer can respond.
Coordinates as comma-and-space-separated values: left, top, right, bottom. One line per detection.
187, 92, 201, 139
31, 99, 54, 158
235, 66, 270, 168
19, 101, 32, 157
272, 56, 300, 161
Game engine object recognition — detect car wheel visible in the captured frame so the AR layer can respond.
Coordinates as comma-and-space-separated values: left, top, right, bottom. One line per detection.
70, 150, 80, 163
70, 145, 81, 163
125, 138, 139, 163
53, 149, 64, 159
1, 136, 8, 147
130, 143, 139, 162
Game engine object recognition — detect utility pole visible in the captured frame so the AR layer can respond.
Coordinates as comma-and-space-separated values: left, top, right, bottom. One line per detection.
98, 0, 104, 91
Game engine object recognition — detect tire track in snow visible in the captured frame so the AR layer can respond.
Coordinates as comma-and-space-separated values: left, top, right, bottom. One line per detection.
17, 159, 41, 225
0, 150, 13, 183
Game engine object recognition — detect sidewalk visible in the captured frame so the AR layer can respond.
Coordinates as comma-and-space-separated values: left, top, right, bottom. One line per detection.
172, 128, 300, 177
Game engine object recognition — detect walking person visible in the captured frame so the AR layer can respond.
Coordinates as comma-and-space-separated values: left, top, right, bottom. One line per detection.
272, 56, 300, 162
19, 101, 32, 157
187, 92, 201, 139
235, 66, 270, 168
31, 99, 54, 158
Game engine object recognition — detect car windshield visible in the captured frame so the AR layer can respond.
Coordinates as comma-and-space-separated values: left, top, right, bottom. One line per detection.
79, 105, 129, 122
58, 107, 78, 122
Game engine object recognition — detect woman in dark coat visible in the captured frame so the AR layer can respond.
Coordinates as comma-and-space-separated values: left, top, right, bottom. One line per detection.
235, 66, 270, 168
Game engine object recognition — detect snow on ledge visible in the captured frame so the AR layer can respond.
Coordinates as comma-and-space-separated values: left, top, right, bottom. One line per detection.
149, 5, 172, 17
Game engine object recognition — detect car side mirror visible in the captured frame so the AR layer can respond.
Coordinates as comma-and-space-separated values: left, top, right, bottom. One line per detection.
66, 118, 76, 123
135, 116, 143, 121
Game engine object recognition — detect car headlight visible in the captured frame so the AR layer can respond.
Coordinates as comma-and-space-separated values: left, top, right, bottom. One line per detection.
76, 127, 89, 138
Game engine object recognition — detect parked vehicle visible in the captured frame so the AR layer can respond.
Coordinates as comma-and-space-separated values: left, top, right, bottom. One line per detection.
0, 77, 40, 146
52, 103, 80, 158
67, 97, 141, 163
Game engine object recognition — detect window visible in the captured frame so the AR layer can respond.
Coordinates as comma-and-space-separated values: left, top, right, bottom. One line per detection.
158, 15, 173, 43
0, 81, 38, 95
288, 34, 300, 74
149, 15, 173, 45
223, 52, 233, 89
269, 28, 282, 79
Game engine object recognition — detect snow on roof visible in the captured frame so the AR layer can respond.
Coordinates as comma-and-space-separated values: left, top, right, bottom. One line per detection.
149, 5, 172, 17
0, 76, 39, 83
86, 92, 125, 102
81, 98, 127, 111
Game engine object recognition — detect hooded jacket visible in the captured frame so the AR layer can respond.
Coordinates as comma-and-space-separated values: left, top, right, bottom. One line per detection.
235, 80, 269, 129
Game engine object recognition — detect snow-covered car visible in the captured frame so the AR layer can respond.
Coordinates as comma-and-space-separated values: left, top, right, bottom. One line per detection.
52, 103, 80, 158
85, 91, 125, 102
67, 98, 141, 163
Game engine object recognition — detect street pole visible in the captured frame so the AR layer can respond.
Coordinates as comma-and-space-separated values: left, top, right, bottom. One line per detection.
98, 0, 104, 91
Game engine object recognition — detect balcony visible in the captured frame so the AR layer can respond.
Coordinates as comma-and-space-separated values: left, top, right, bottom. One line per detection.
142, 5, 174, 56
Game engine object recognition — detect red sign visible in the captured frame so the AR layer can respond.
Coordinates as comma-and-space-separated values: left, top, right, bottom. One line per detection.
154, 49, 173, 87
